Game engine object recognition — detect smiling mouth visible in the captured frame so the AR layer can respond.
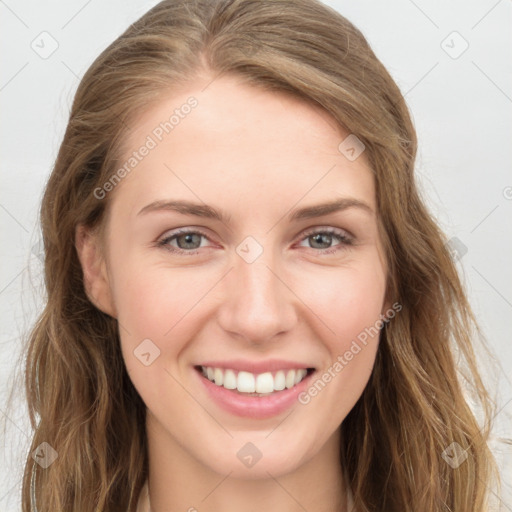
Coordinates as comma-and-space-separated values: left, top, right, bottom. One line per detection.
194, 365, 315, 396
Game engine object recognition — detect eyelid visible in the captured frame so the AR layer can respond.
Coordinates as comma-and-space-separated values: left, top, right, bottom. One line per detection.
299, 225, 352, 240
156, 227, 216, 253
156, 225, 354, 255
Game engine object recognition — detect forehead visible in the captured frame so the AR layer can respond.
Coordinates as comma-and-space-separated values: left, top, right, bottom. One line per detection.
108, 75, 376, 221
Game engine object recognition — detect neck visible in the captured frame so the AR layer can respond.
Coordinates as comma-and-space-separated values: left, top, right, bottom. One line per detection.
144, 412, 347, 512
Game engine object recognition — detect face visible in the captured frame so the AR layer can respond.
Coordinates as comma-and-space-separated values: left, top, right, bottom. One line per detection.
83, 74, 388, 479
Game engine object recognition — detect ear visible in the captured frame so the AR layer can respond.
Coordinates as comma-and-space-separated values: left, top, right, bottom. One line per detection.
75, 224, 117, 318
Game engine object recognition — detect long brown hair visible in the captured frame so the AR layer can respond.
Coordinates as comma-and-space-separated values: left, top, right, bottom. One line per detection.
18, 0, 498, 510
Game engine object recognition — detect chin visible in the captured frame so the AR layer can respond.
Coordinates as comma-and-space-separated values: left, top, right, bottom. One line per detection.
201, 435, 316, 480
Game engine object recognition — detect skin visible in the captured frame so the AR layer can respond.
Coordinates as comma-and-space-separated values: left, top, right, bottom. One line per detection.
76, 73, 388, 512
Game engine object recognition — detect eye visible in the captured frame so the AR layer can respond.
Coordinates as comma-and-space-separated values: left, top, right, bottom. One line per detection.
156, 227, 353, 256
157, 229, 212, 254
298, 227, 353, 253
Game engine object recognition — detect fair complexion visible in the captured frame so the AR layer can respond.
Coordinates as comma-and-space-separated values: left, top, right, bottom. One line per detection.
76, 74, 388, 512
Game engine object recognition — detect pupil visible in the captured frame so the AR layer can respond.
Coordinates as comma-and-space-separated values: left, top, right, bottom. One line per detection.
178, 233, 201, 249
311, 233, 331, 249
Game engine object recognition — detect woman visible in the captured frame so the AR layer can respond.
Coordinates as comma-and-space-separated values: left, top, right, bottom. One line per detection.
22, 0, 498, 510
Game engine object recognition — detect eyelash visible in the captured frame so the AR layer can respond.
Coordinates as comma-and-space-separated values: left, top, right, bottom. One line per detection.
156, 227, 354, 256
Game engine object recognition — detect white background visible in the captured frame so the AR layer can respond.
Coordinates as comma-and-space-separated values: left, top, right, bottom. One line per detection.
1, 0, 511, 510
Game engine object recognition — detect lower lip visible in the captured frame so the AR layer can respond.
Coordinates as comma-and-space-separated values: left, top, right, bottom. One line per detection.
195, 369, 314, 419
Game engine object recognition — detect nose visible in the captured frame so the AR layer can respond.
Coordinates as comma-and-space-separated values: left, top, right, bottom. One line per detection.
216, 250, 298, 345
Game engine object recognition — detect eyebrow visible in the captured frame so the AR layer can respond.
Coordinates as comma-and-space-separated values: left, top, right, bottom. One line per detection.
137, 200, 227, 222
136, 197, 373, 222
288, 197, 373, 220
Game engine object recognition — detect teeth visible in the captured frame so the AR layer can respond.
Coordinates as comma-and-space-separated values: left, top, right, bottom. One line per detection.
200, 366, 309, 394
274, 370, 286, 391
213, 368, 223, 386
285, 369, 295, 389
255, 372, 274, 393
237, 371, 255, 392
223, 369, 237, 389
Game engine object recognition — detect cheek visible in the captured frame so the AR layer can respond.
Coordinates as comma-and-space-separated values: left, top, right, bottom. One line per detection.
111, 258, 218, 368
112, 263, 216, 415
293, 258, 385, 407
295, 256, 386, 341
111, 246, 201, 327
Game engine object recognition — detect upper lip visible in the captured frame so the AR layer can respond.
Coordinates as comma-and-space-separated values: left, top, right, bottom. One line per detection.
196, 359, 315, 374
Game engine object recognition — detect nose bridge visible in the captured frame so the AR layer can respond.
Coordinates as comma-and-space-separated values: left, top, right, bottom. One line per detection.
216, 246, 297, 343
